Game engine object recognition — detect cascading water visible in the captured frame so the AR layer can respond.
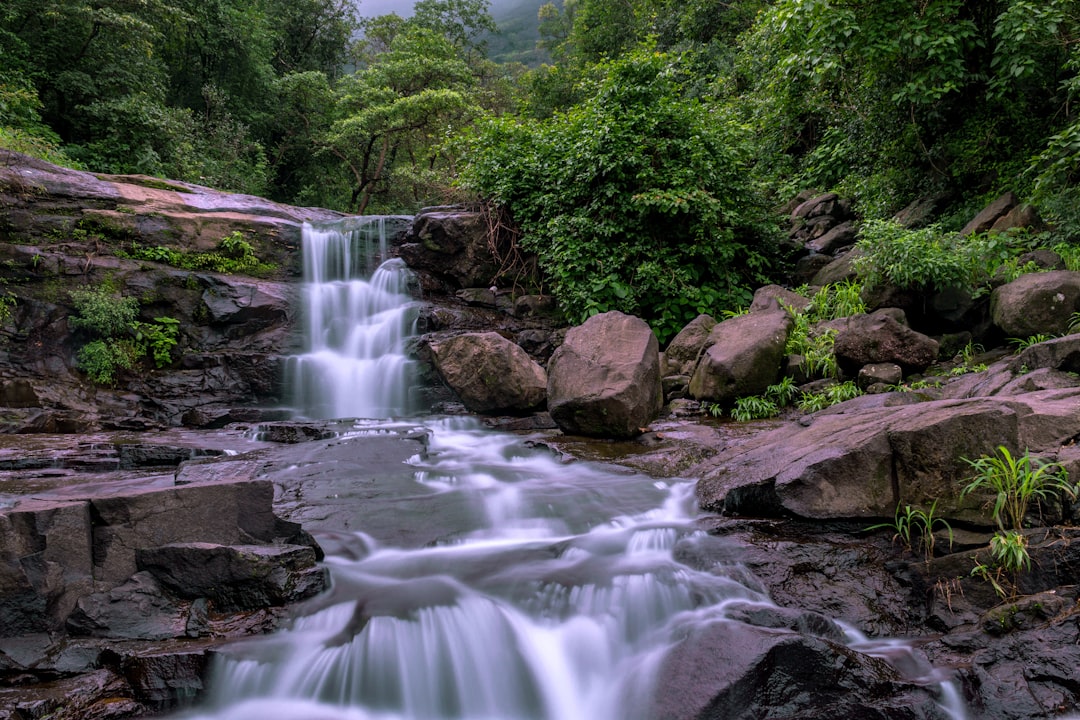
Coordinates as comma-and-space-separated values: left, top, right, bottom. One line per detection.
181, 217, 967, 720
288, 218, 417, 419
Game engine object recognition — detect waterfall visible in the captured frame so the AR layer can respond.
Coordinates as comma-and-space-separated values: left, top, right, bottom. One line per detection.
288, 218, 417, 419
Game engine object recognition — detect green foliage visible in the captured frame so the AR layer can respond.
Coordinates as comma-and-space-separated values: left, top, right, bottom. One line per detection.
461, 48, 777, 344
805, 280, 866, 320
68, 286, 181, 383
785, 321, 839, 380
797, 380, 863, 412
867, 501, 952, 561
961, 446, 1077, 532
1009, 334, 1055, 352
990, 531, 1031, 573
731, 395, 780, 422
68, 288, 140, 338
76, 339, 139, 385
124, 232, 271, 275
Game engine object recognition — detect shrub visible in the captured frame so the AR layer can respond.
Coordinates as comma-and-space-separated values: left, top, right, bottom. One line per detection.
69, 287, 139, 338
867, 501, 952, 562
961, 446, 1077, 532
460, 48, 778, 344
69, 287, 180, 383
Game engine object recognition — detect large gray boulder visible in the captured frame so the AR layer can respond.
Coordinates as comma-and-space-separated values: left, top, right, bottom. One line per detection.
689, 310, 792, 403
833, 311, 939, 375
398, 211, 501, 289
430, 332, 547, 413
546, 311, 662, 438
695, 390, 1080, 524
991, 270, 1080, 337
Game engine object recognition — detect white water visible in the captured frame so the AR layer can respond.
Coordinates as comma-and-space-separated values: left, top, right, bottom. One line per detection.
288, 219, 417, 419
181, 218, 967, 720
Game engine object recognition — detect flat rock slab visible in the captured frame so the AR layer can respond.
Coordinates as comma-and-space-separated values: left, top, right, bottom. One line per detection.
693, 390, 1080, 523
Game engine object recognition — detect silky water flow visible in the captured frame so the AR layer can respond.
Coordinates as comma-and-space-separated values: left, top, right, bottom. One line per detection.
182, 218, 967, 720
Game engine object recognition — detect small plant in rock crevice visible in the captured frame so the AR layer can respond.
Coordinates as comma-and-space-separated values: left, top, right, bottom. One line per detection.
867, 500, 953, 562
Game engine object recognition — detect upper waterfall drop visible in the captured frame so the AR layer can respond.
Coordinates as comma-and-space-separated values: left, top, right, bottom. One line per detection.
288, 218, 418, 420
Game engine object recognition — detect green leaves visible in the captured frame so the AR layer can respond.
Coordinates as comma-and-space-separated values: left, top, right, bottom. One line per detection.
461, 48, 776, 343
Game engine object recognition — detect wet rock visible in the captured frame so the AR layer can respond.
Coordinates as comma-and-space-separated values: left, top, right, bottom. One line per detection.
833, 311, 940, 375
430, 332, 547, 414
66, 573, 190, 640
455, 287, 496, 307
197, 275, 293, 336
398, 210, 500, 289
0, 667, 145, 720
991, 271, 1080, 337
748, 285, 810, 315
695, 392, 1080, 523
547, 311, 662, 438
811, 248, 862, 285
136, 543, 326, 612
105, 643, 211, 711
689, 310, 792, 404
651, 619, 943, 720
512, 294, 559, 320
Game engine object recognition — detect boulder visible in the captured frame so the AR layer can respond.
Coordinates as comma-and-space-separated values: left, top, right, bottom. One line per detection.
990, 270, 1080, 337
136, 543, 326, 612
430, 332, 547, 413
689, 310, 793, 403
197, 275, 293, 336
546, 311, 662, 438
695, 391, 1080, 523
989, 203, 1044, 234
663, 314, 717, 377
1009, 333, 1080, 375
651, 619, 942, 720
748, 285, 811, 315
833, 311, 939, 375
810, 248, 862, 286
66, 572, 190, 640
961, 191, 1019, 236
857, 362, 903, 389
398, 211, 501, 289
806, 220, 858, 254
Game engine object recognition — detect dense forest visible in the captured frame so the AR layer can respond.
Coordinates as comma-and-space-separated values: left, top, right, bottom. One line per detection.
4, 0, 1080, 340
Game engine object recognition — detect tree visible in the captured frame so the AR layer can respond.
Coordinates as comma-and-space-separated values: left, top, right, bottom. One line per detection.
461, 48, 778, 342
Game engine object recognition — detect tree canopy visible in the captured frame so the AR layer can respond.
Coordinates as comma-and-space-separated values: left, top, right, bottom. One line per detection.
6, 0, 1080, 337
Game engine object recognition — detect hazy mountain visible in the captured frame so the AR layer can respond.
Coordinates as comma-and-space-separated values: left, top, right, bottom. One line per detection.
351, 0, 551, 66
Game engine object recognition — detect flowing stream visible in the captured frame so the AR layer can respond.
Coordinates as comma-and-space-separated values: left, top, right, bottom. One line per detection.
181, 219, 965, 720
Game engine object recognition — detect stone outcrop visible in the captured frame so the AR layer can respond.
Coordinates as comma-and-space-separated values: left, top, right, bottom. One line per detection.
689, 310, 792, 403
961, 191, 1019, 236
663, 313, 716, 377
546, 311, 662, 438
694, 389, 1080, 523
990, 270, 1080, 337
430, 332, 547, 413
398, 209, 503, 289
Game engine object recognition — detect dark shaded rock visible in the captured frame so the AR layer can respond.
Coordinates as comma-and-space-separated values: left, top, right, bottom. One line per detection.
961, 191, 1019, 236
430, 332, 547, 413
0, 502, 94, 635
811, 248, 862, 285
197, 275, 293, 336
1009, 334, 1080, 374
663, 314, 717, 377
991, 270, 1080, 337
689, 310, 792, 404
806, 220, 858, 254
0, 667, 145, 720
107, 644, 211, 711
136, 543, 326, 613
546, 311, 662, 438
791, 253, 834, 285
790, 192, 845, 222
833, 312, 940, 375
893, 194, 948, 229
512, 294, 559, 320
858, 363, 903, 389
66, 573, 189, 640
398, 211, 500, 289
455, 287, 496, 307
651, 619, 943, 720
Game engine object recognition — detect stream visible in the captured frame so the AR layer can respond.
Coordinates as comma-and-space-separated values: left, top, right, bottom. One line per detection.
176, 219, 965, 720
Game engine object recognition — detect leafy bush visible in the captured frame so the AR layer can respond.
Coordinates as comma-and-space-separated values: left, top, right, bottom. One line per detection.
69, 288, 140, 338
461, 48, 779, 344
731, 395, 780, 422
124, 232, 271, 275
961, 446, 1077, 532
69, 287, 180, 383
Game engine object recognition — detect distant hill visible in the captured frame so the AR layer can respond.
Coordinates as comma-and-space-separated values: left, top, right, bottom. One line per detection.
486, 0, 550, 66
